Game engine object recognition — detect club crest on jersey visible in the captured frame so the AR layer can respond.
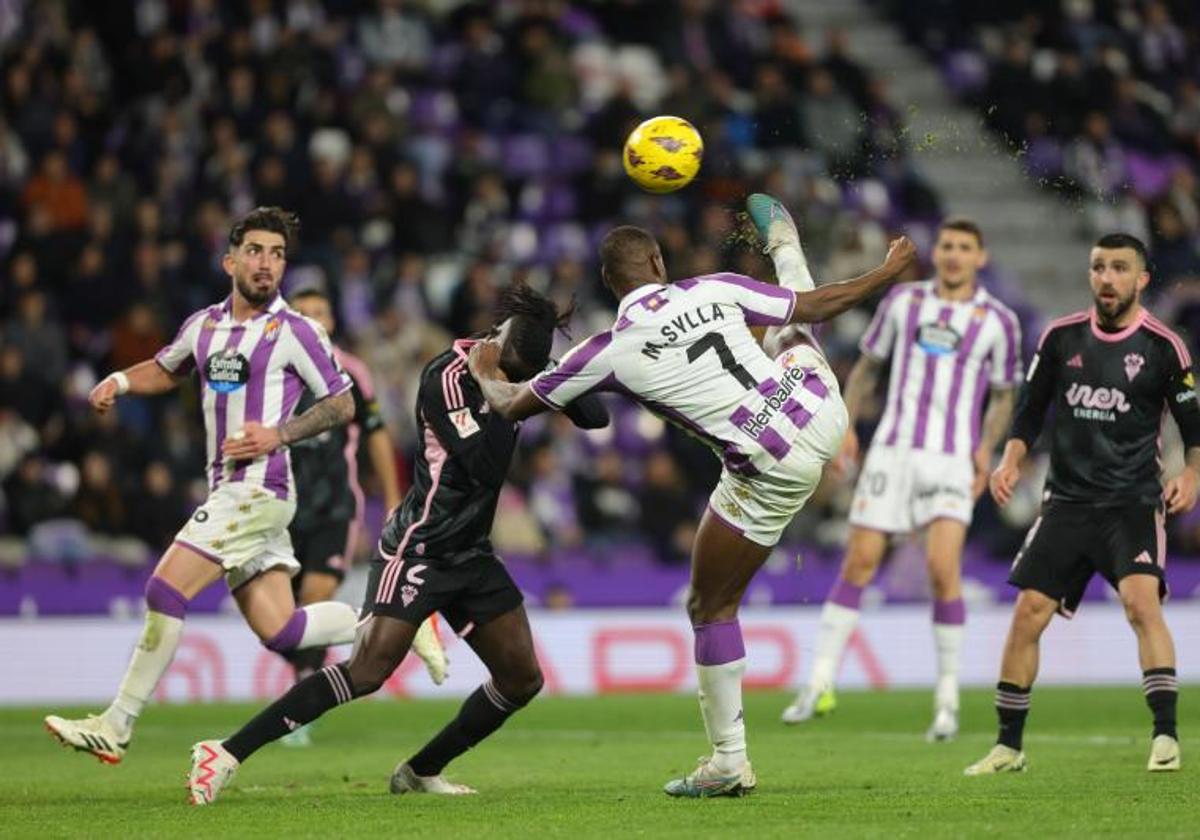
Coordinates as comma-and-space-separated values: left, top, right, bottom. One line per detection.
916, 321, 960, 356
1124, 353, 1144, 382
263, 317, 282, 343
400, 584, 418, 607
448, 407, 480, 438
204, 348, 250, 394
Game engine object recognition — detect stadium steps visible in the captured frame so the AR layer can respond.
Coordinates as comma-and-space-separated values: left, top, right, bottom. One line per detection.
789, 0, 1083, 316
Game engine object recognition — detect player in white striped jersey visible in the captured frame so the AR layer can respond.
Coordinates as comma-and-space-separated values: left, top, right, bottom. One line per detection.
469, 195, 917, 796
783, 219, 1024, 741
45, 208, 364, 764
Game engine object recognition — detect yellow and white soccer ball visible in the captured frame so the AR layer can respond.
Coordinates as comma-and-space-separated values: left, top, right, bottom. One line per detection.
622, 116, 703, 194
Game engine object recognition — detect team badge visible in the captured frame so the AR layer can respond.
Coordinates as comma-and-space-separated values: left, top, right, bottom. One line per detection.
1124, 353, 1145, 382
263, 317, 282, 343
400, 584, 418, 607
449, 407, 481, 438
202, 317, 219, 331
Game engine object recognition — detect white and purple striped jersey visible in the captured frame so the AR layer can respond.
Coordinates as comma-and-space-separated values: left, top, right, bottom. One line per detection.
154, 294, 353, 499
530, 273, 833, 477
860, 280, 1023, 456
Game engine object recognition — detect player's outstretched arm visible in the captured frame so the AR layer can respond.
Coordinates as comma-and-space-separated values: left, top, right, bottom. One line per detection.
790, 236, 916, 324
468, 341, 549, 422
88, 359, 184, 414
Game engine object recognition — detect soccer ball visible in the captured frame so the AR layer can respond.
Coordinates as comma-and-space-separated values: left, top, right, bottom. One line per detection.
622, 116, 703, 194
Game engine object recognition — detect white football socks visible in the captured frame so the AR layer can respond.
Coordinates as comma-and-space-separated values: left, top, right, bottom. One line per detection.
299, 601, 358, 648
933, 622, 965, 711
103, 610, 184, 739
697, 659, 748, 774
770, 241, 816, 293
808, 602, 861, 693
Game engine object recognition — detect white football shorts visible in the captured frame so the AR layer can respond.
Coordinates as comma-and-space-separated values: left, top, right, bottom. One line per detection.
174, 481, 300, 590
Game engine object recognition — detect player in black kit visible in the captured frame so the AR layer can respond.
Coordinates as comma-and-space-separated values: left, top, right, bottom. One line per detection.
965, 234, 1200, 776
280, 290, 445, 748
187, 284, 608, 803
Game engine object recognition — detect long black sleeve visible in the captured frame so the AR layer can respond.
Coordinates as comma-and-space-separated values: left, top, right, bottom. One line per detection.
1010, 327, 1058, 448
1165, 356, 1200, 450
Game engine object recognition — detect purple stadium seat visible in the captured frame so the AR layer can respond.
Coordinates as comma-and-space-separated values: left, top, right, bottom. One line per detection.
502, 134, 551, 179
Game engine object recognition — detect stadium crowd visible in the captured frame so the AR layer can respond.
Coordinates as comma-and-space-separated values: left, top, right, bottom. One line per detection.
0, 0, 1194, 579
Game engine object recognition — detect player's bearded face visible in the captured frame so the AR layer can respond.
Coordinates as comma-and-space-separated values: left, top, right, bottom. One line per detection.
1089, 247, 1144, 323
228, 232, 287, 306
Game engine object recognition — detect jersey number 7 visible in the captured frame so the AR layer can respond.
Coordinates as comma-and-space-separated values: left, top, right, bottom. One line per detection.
687, 332, 757, 390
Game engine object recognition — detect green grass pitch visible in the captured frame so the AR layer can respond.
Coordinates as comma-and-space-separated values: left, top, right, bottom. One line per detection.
5, 688, 1193, 838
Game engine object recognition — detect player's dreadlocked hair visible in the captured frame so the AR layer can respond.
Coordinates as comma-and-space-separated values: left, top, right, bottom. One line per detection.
493, 282, 575, 380
229, 206, 301, 252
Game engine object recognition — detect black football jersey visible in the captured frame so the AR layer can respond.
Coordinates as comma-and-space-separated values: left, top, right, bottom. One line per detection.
1011, 308, 1200, 506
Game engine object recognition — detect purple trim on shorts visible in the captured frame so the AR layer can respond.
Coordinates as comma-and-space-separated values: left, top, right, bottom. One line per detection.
757, 426, 792, 460
693, 619, 746, 666
230, 328, 282, 483
706, 502, 744, 536
174, 538, 224, 566
210, 326, 246, 490
144, 577, 188, 619
883, 289, 926, 446
530, 331, 614, 406
283, 312, 348, 396
828, 578, 864, 610
941, 310, 987, 455
911, 305, 954, 449
933, 598, 966, 625
264, 609, 308, 652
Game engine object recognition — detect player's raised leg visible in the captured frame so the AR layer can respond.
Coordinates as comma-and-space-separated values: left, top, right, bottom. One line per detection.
233, 567, 358, 656
189, 614, 416, 804
964, 589, 1056, 775
746, 193, 815, 293
392, 606, 543, 795
926, 518, 967, 742
44, 543, 223, 763
783, 526, 886, 724
664, 511, 769, 798
1117, 573, 1180, 771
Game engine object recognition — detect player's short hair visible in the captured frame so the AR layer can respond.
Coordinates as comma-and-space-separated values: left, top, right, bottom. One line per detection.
599, 225, 660, 285
494, 282, 573, 377
937, 217, 984, 247
288, 287, 328, 306
229, 206, 300, 252
1094, 232, 1148, 268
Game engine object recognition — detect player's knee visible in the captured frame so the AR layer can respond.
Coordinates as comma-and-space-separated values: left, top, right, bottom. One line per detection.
498, 665, 544, 708
262, 610, 307, 653
344, 654, 392, 696
1012, 592, 1054, 631
1121, 597, 1160, 631
144, 576, 189, 620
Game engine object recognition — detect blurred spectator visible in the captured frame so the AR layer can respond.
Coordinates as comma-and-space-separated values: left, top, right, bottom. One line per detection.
128, 460, 184, 551
637, 451, 697, 565
22, 150, 88, 232
575, 450, 640, 546
4, 289, 67, 386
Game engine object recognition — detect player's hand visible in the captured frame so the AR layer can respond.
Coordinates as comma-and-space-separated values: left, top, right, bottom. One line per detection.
88, 377, 119, 414
989, 460, 1020, 507
972, 446, 992, 500
882, 236, 917, 276
222, 421, 283, 460
1163, 466, 1199, 515
468, 339, 503, 381
832, 428, 860, 479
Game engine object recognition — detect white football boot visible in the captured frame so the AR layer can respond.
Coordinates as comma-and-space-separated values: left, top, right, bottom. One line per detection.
390, 762, 477, 795
44, 714, 128, 765
964, 744, 1028, 776
188, 740, 240, 805
1147, 734, 1181, 772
